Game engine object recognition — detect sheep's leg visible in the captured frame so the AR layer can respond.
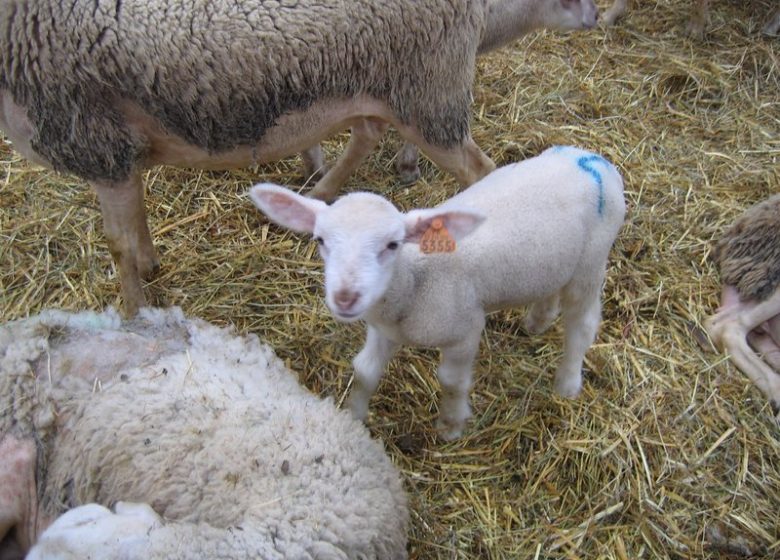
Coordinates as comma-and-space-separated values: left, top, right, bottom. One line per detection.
706, 287, 780, 412
436, 326, 484, 440
601, 0, 629, 26
0, 435, 41, 553
92, 173, 157, 316
523, 294, 561, 335
554, 291, 602, 398
300, 146, 328, 181
747, 329, 780, 373
763, 7, 780, 36
394, 142, 421, 186
307, 119, 389, 201
685, 0, 709, 37
347, 326, 399, 421
399, 129, 495, 187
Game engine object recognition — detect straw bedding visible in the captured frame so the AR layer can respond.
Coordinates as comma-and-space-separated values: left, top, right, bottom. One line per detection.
1, 0, 778, 557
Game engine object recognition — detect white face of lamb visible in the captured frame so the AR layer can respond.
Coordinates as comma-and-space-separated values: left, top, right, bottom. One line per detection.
316, 210, 406, 323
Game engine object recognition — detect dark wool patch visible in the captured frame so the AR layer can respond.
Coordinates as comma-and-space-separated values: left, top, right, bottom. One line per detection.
0, 0, 482, 182
714, 194, 780, 301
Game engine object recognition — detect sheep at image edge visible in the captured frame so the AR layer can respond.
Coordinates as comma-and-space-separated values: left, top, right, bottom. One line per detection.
0, 307, 408, 559
705, 194, 780, 418
250, 146, 626, 440
0, 0, 598, 317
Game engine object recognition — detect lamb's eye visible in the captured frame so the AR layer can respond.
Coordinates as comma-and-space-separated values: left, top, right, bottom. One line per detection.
314, 236, 325, 246
386, 241, 399, 251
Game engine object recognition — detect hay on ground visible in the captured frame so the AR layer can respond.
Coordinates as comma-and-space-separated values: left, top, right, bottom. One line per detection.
1, 0, 779, 557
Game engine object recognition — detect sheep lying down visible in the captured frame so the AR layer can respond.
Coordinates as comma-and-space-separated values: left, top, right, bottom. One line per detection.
705, 194, 780, 417
0, 307, 408, 559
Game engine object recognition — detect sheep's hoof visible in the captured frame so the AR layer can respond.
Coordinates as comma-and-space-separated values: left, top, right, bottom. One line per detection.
136, 252, 161, 280
397, 166, 421, 187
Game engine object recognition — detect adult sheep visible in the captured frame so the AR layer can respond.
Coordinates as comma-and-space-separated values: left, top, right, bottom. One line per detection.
705, 194, 780, 418
302, 0, 602, 189
0, 0, 598, 318
0, 307, 408, 559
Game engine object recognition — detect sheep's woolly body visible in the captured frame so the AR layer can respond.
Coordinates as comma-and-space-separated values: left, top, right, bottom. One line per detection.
0, 308, 408, 559
713, 194, 780, 301
0, 0, 483, 181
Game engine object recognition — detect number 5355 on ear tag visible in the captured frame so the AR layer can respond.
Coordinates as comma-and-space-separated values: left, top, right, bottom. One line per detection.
420, 218, 456, 254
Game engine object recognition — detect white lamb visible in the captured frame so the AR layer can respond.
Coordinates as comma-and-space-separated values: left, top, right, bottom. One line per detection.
0, 307, 408, 559
249, 146, 626, 440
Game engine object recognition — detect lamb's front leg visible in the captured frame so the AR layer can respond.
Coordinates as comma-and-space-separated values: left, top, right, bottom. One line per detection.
436, 328, 483, 441
347, 326, 399, 421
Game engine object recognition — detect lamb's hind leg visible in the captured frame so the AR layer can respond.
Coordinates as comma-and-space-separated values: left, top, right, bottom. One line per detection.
92, 172, 158, 317
523, 294, 561, 335
763, 7, 780, 36
601, 0, 629, 26
307, 118, 389, 201
554, 288, 602, 398
706, 286, 780, 412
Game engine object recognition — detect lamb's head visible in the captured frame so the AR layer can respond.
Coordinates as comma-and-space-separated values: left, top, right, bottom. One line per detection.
249, 184, 484, 322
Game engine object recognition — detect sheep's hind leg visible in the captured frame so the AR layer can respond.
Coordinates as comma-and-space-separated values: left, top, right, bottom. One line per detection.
93, 173, 158, 316
706, 287, 780, 413
554, 289, 602, 398
394, 142, 421, 185
685, 0, 709, 38
348, 326, 399, 422
307, 118, 389, 201
403, 131, 495, 187
300, 146, 328, 182
436, 324, 484, 440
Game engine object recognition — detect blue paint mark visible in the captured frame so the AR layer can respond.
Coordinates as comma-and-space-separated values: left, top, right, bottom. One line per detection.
547, 146, 613, 217
578, 154, 615, 217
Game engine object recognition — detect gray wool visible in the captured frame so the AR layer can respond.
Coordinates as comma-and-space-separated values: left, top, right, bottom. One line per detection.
0, 0, 485, 182
713, 194, 780, 301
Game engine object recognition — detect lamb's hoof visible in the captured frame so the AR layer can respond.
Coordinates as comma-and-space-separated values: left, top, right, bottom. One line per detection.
435, 418, 465, 441
771, 399, 780, 417
554, 375, 582, 399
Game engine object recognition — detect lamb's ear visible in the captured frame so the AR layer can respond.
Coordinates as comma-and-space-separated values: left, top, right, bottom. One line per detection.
249, 183, 328, 234
403, 208, 486, 243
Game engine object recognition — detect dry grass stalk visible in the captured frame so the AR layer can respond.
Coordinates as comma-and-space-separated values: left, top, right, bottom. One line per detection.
1, 0, 779, 557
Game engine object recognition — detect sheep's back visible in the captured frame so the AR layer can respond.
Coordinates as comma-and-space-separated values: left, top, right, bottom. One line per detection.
713, 194, 780, 301
0, 0, 483, 182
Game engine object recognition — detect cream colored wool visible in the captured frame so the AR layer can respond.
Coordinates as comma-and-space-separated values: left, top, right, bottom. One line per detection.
1, 307, 408, 559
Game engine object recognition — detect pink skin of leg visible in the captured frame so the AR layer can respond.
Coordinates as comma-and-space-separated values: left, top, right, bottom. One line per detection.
706, 285, 780, 414
0, 435, 50, 557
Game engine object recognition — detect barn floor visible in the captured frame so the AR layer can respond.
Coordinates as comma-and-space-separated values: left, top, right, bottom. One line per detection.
1, 0, 779, 558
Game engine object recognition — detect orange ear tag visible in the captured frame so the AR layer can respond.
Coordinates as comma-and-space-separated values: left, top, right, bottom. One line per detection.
419, 218, 456, 254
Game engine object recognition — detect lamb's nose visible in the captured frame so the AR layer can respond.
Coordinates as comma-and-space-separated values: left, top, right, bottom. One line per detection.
334, 289, 360, 311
